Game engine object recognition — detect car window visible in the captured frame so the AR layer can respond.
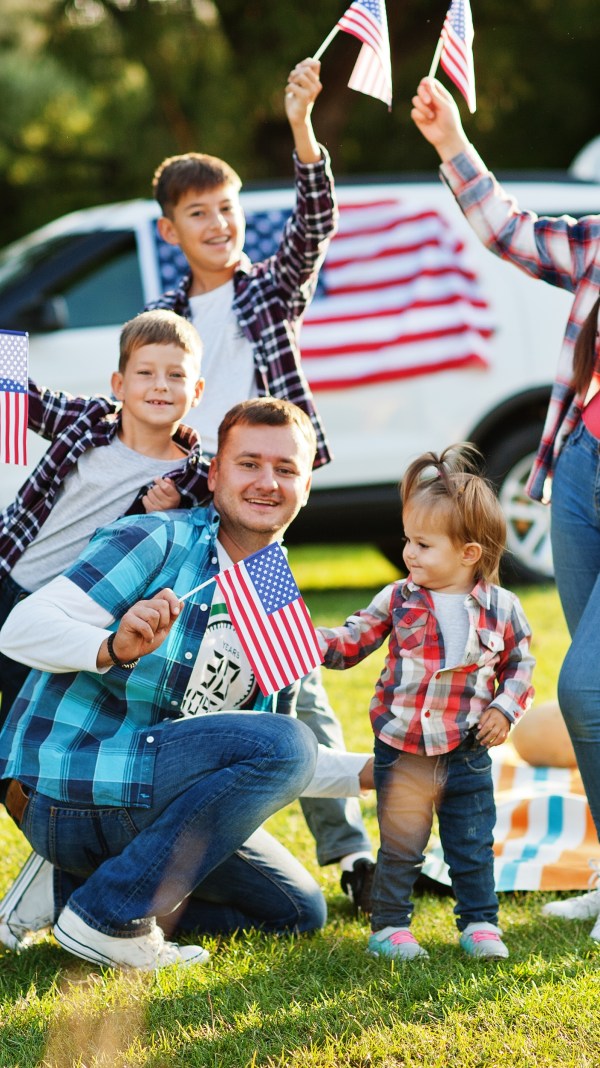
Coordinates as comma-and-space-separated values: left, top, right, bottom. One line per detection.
0, 231, 144, 332
60, 245, 143, 328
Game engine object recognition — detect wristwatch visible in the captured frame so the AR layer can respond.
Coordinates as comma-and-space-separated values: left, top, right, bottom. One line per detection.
106, 632, 140, 670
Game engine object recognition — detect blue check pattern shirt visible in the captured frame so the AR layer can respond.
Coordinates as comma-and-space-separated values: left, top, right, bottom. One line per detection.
0, 505, 270, 807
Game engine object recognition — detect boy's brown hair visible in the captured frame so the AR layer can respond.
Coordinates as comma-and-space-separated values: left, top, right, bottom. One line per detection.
217, 398, 317, 466
119, 310, 202, 374
401, 443, 507, 584
152, 152, 242, 217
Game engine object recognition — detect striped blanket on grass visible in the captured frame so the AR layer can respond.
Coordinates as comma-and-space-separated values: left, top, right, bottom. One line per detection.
422, 743, 598, 891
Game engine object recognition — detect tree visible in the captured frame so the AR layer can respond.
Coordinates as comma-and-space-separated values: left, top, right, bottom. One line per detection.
1, 0, 600, 245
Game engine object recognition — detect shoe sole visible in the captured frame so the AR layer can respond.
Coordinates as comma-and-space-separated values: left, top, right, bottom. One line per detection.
53, 917, 210, 970
0, 852, 49, 918
367, 948, 429, 961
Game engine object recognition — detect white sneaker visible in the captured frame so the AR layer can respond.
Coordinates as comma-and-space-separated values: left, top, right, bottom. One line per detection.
0, 851, 55, 951
53, 905, 210, 970
541, 888, 600, 921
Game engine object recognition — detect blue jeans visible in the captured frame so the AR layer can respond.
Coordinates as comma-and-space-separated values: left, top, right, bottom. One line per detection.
552, 420, 600, 836
295, 668, 372, 865
0, 574, 31, 727
21, 713, 322, 937
371, 734, 498, 932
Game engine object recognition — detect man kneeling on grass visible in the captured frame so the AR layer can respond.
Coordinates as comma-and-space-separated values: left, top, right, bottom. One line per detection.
0, 398, 371, 971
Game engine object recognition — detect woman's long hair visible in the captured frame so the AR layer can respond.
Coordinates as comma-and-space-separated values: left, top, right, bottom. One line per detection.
571, 296, 600, 397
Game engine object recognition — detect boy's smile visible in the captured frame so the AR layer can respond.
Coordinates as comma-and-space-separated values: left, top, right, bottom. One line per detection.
158, 183, 246, 291
111, 342, 204, 444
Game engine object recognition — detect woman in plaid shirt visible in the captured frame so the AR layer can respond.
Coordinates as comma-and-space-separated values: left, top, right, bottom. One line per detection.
412, 76, 600, 939
318, 446, 534, 961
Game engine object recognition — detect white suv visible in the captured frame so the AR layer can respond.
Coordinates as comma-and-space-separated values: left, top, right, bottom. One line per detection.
1, 172, 597, 582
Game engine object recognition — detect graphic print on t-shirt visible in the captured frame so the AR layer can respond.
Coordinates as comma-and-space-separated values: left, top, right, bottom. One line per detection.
181, 593, 258, 715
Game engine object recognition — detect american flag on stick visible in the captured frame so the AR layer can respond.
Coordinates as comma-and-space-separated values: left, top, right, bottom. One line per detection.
433, 0, 476, 113
215, 542, 323, 697
0, 329, 28, 466
314, 0, 392, 109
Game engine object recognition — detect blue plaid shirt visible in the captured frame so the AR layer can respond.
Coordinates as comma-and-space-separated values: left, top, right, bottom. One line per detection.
0, 504, 270, 807
147, 150, 337, 470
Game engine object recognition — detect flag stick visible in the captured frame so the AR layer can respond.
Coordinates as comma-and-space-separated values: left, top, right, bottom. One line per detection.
428, 36, 443, 79
313, 25, 340, 61
179, 576, 216, 602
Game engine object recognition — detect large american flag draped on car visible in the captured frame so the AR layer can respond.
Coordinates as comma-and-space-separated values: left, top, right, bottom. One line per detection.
0, 329, 28, 465
156, 196, 493, 391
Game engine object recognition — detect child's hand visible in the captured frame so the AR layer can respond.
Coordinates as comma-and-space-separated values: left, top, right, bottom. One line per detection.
285, 58, 322, 127
476, 706, 511, 748
411, 77, 469, 162
142, 478, 181, 513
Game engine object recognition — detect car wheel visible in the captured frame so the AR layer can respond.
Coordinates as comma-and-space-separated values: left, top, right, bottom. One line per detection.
485, 423, 553, 585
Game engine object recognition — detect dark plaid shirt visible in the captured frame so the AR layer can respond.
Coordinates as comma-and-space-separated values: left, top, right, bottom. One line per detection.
0, 381, 210, 580
147, 150, 338, 470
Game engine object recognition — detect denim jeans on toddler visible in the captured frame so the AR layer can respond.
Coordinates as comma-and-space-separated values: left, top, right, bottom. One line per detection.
371, 732, 498, 933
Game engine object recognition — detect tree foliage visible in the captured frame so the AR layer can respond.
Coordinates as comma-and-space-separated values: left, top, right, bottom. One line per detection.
1, 0, 600, 244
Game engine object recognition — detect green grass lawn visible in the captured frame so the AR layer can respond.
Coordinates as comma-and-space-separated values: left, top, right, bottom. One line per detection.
2, 545, 599, 1068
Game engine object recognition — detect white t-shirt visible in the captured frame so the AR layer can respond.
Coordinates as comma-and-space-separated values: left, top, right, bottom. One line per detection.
187, 282, 257, 454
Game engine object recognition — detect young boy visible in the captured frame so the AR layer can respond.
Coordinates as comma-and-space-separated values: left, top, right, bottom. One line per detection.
0, 309, 206, 722
147, 57, 375, 904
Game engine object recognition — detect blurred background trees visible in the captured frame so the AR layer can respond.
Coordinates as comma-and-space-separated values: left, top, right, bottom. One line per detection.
1, 0, 600, 244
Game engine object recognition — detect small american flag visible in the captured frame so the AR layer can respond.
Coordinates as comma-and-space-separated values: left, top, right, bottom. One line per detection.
0, 329, 28, 466
337, 0, 392, 108
215, 542, 323, 697
439, 0, 476, 114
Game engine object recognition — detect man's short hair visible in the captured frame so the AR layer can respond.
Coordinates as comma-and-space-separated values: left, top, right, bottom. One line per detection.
152, 152, 242, 217
119, 310, 202, 374
217, 398, 317, 465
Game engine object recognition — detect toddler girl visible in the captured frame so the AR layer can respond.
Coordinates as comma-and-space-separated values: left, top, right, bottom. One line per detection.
318, 445, 535, 960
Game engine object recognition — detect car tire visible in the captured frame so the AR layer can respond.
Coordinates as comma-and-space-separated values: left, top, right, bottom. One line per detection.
484, 423, 554, 585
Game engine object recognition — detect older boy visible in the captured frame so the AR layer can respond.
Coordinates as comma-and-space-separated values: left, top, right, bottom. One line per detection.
0, 309, 206, 722
147, 57, 375, 903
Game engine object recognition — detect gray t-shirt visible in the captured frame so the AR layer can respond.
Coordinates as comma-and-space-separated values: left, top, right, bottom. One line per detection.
12, 436, 186, 591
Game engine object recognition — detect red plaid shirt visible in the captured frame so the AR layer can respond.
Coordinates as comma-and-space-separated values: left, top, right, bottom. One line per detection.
319, 578, 534, 756
441, 146, 600, 503
147, 150, 338, 470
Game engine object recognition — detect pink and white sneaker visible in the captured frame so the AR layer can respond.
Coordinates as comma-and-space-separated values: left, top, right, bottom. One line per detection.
367, 926, 429, 960
459, 922, 509, 959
